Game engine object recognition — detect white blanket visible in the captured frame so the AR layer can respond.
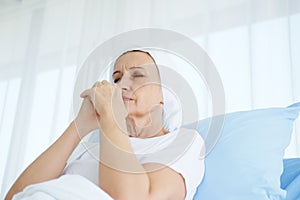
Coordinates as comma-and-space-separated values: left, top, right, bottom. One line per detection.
12, 175, 113, 200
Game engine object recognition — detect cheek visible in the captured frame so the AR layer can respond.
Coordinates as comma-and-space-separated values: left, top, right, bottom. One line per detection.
134, 86, 162, 109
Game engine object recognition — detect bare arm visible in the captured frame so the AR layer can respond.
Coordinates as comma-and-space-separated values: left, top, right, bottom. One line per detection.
99, 118, 186, 200
5, 121, 80, 200
5, 97, 100, 200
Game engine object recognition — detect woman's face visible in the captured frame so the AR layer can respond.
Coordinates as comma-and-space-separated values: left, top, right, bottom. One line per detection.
113, 51, 163, 118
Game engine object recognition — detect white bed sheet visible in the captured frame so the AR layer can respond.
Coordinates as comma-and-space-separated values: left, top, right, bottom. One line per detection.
12, 174, 112, 200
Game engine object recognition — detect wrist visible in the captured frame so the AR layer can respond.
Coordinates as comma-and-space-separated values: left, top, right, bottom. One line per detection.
72, 119, 92, 139
65, 121, 83, 144
100, 115, 127, 135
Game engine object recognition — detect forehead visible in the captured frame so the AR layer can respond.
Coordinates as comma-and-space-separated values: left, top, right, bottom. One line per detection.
114, 51, 156, 70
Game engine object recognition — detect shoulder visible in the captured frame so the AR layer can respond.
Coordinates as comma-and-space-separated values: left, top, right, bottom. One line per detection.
169, 128, 205, 199
175, 128, 205, 154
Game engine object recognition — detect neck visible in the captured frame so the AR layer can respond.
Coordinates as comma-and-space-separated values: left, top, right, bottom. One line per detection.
126, 107, 168, 138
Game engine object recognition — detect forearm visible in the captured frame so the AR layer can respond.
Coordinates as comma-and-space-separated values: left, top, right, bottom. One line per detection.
99, 118, 150, 200
5, 121, 82, 200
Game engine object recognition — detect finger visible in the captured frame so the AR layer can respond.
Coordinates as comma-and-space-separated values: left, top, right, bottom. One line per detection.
113, 82, 120, 89
92, 81, 102, 88
101, 80, 110, 85
80, 89, 93, 98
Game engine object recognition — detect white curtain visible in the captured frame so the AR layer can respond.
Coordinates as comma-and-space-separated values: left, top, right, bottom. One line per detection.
1, 0, 299, 198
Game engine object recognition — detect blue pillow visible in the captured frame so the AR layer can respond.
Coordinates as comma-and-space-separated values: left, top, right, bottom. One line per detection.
189, 103, 300, 200
281, 158, 300, 200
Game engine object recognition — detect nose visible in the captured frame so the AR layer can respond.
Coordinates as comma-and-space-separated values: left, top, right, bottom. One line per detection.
118, 73, 131, 91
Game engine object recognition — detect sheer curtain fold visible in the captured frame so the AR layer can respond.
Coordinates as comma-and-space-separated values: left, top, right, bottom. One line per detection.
0, 0, 299, 198
1, 6, 45, 195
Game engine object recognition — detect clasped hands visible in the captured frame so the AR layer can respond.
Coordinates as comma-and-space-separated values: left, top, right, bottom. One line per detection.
74, 80, 128, 138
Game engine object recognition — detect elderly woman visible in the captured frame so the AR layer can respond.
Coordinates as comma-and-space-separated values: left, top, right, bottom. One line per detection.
6, 50, 204, 200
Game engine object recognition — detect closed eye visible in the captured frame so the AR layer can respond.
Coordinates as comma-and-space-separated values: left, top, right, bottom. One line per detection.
133, 74, 144, 78
114, 78, 121, 83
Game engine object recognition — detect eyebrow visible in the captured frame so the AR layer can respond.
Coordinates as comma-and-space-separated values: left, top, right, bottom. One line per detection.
112, 66, 145, 77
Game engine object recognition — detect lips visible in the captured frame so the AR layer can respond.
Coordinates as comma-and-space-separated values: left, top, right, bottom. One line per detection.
122, 96, 134, 101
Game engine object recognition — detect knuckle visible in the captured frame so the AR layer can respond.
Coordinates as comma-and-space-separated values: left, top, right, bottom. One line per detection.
92, 81, 100, 87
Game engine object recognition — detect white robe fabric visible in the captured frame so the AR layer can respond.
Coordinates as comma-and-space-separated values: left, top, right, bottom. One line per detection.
63, 128, 205, 200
